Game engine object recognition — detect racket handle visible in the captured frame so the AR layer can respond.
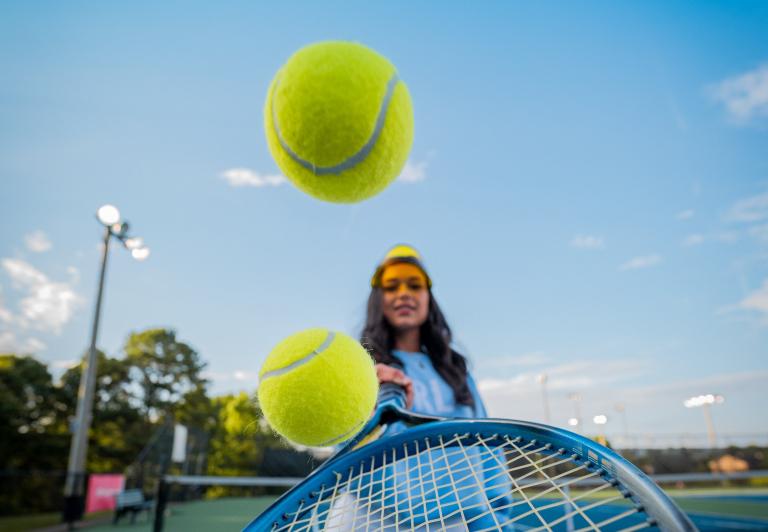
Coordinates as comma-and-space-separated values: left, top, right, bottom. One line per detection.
378, 382, 407, 408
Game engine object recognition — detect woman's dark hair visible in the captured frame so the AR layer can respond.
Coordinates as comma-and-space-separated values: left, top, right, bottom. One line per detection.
361, 287, 474, 406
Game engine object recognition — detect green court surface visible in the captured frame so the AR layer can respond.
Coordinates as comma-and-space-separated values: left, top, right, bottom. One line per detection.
81, 490, 768, 532
87, 497, 277, 532
671, 488, 768, 520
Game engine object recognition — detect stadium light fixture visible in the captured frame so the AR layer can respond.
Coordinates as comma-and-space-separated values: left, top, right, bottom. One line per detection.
567, 417, 579, 427
124, 237, 143, 250
683, 394, 724, 408
64, 205, 150, 524
131, 247, 151, 261
593, 414, 608, 425
96, 204, 120, 225
683, 393, 724, 448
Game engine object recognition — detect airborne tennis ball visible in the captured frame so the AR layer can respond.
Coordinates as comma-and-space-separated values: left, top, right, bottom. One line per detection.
257, 328, 378, 446
264, 41, 414, 203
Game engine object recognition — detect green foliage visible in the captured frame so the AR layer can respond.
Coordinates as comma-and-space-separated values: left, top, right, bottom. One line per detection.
207, 393, 285, 476
204, 393, 286, 497
0, 329, 289, 514
122, 328, 207, 421
0, 354, 64, 440
0, 355, 70, 515
60, 351, 149, 474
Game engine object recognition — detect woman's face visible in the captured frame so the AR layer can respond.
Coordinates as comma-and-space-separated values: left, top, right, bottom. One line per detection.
380, 263, 430, 333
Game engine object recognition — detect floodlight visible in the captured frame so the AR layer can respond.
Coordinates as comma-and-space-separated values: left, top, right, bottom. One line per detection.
131, 247, 150, 261
96, 204, 120, 225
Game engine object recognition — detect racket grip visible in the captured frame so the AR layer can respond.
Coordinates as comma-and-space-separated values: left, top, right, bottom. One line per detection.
378, 382, 407, 408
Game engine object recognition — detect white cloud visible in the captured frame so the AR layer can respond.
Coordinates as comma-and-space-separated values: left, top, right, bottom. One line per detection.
713, 231, 740, 243
477, 358, 647, 421
67, 266, 80, 285
621, 369, 768, 402
23, 337, 47, 353
739, 279, 768, 320
0, 331, 16, 352
201, 369, 258, 383
220, 168, 286, 188
676, 209, 694, 220
397, 160, 428, 184
683, 234, 705, 247
0, 330, 47, 353
25, 230, 52, 253
481, 352, 550, 369
51, 359, 78, 369
477, 359, 645, 395
0, 287, 13, 324
619, 255, 662, 271
726, 192, 768, 223
569, 235, 604, 249
1, 258, 82, 334
233, 370, 258, 382
709, 63, 768, 123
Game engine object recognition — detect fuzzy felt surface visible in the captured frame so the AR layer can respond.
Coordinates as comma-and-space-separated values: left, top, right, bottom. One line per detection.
257, 328, 378, 446
264, 41, 414, 203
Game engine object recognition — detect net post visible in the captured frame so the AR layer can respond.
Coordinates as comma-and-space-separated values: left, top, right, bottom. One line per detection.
153, 476, 170, 532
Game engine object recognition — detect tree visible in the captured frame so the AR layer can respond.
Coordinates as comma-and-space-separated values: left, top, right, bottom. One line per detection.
0, 354, 70, 515
0, 354, 66, 466
122, 329, 207, 422
206, 393, 286, 479
59, 350, 149, 473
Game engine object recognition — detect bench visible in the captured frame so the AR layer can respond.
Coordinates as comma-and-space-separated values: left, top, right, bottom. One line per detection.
113, 489, 153, 524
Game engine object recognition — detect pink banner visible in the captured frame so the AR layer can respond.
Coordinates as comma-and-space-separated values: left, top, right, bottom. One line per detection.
86, 474, 125, 513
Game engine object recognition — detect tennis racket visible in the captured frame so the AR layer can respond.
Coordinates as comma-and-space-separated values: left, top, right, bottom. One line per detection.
245, 383, 696, 531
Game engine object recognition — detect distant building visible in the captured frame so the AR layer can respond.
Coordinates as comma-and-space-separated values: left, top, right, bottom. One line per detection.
708, 454, 749, 473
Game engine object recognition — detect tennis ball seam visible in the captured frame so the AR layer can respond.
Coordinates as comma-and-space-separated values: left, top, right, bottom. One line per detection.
317, 417, 368, 447
270, 73, 400, 175
260, 330, 336, 380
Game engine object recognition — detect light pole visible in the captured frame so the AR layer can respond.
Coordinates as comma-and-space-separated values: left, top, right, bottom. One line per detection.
567, 392, 582, 433
537, 373, 550, 423
683, 393, 725, 448
63, 205, 149, 525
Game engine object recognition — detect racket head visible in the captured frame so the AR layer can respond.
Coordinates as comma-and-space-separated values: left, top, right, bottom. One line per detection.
245, 415, 696, 531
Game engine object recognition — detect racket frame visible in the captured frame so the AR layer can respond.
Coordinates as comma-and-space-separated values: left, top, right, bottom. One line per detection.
245, 395, 696, 531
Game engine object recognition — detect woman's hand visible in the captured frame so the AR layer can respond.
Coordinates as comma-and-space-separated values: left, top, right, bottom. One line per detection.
375, 363, 414, 409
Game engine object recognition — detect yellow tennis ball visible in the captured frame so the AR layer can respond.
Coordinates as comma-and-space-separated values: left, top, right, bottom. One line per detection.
264, 41, 414, 203
257, 328, 378, 446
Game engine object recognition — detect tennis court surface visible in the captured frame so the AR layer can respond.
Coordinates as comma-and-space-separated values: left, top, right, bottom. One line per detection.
87, 490, 768, 531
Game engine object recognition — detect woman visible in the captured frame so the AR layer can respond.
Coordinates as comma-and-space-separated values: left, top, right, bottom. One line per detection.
361, 243, 487, 419
327, 244, 513, 530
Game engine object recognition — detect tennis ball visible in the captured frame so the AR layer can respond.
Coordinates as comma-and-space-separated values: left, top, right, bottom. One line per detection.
257, 328, 378, 446
264, 41, 414, 203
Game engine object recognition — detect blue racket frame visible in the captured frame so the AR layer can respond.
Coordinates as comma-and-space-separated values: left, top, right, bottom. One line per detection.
245, 390, 696, 531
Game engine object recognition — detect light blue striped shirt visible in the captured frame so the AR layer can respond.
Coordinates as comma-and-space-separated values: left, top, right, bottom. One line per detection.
392, 349, 487, 418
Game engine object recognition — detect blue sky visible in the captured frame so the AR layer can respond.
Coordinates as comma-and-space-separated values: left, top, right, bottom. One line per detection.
1, 1, 767, 445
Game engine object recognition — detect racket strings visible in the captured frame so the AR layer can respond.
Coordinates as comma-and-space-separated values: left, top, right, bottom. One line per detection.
271, 433, 653, 531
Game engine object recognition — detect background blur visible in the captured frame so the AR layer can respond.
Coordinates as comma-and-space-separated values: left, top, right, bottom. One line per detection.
1, 0, 767, 527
